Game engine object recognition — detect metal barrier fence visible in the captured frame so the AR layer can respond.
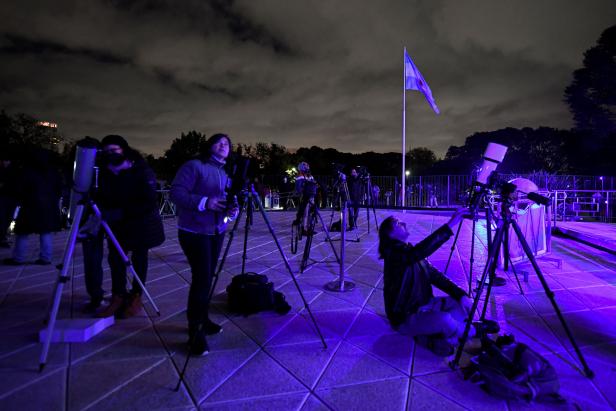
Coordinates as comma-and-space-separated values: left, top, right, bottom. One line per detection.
158, 175, 616, 221
552, 190, 616, 224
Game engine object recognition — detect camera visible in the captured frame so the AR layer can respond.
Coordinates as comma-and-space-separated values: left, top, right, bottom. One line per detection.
223, 155, 250, 223
301, 179, 318, 198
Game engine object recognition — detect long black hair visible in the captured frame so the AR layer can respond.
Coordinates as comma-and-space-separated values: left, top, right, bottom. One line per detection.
378, 216, 397, 259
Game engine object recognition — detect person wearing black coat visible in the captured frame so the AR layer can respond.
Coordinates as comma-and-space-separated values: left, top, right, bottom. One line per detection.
94, 135, 165, 319
0, 151, 18, 248
4, 148, 62, 265
347, 168, 363, 229
378, 208, 474, 356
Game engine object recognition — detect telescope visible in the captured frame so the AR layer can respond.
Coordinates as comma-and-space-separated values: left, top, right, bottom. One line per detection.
68, 138, 99, 220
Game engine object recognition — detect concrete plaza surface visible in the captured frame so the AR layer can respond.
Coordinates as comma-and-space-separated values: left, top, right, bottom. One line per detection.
0, 210, 615, 410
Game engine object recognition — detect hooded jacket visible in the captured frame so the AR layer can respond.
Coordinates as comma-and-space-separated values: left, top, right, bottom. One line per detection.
382, 224, 467, 328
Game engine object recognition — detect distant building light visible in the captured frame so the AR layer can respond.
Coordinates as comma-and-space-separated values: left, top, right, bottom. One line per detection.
405, 170, 410, 176
36, 121, 58, 129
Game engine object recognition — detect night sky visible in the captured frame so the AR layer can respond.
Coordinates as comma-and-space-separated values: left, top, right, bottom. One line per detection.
1, 1, 615, 157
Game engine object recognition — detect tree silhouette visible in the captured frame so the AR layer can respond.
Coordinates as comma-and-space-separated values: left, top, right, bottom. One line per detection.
158, 131, 207, 181
407, 147, 438, 176
564, 25, 616, 137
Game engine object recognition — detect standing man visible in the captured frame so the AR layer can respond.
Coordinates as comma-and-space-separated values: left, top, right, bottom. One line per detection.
171, 133, 238, 356
347, 168, 363, 229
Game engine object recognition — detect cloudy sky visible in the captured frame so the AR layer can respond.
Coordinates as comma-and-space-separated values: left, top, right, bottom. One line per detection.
1, 1, 615, 157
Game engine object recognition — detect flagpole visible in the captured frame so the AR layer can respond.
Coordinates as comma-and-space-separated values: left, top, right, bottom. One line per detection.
401, 48, 406, 208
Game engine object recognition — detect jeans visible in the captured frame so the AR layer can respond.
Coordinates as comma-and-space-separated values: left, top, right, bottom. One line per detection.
13, 233, 53, 262
178, 229, 224, 328
397, 296, 474, 343
82, 232, 104, 301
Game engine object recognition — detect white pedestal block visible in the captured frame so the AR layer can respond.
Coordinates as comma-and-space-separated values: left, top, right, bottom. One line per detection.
39, 317, 115, 343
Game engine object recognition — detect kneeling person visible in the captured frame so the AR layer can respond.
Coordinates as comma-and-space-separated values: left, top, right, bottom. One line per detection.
378, 208, 472, 356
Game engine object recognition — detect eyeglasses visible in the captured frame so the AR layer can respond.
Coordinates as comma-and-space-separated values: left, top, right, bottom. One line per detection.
393, 219, 406, 228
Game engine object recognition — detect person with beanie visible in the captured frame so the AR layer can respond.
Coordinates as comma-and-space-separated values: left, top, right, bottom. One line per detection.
94, 135, 165, 318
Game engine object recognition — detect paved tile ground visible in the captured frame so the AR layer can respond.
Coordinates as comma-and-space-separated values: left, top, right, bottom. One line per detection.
0, 210, 615, 410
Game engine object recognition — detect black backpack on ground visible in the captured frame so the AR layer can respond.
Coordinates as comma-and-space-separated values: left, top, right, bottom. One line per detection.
226, 273, 291, 316
465, 335, 565, 403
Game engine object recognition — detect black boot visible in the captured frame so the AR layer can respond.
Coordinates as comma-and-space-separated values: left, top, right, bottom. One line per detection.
187, 324, 209, 356
204, 319, 222, 335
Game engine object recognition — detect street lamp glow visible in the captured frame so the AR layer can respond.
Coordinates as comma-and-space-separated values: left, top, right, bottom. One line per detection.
405, 170, 410, 176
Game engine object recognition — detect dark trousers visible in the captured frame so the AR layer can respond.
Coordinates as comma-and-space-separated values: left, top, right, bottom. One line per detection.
82, 232, 104, 302
178, 229, 224, 328
108, 244, 149, 296
348, 203, 359, 228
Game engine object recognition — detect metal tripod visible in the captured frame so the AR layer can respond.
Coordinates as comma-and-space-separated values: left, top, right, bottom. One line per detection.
450, 197, 594, 378
443, 194, 522, 296
40, 200, 160, 371
360, 173, 379, 233
300, 199, 340, 273
176, 185, 327, 390
328, 172, 360, 243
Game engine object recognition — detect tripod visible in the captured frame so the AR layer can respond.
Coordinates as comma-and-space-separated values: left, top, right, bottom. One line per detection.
450, 195, 594, 378
40, 199, 160, 371
175, 185, 327, 390
328, 172, 360, 243
443, 192, 521, 295
360, 173, 379, 234
300, 198, 340, 273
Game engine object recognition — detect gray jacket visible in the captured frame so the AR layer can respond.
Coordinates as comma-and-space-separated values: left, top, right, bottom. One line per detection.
170, 157, 230, 235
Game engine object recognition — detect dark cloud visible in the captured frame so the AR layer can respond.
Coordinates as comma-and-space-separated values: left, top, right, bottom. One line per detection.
1, 0, 615, 157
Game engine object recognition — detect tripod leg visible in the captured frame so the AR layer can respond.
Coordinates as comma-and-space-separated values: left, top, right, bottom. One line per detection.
480, 253, 499, 321
452, 220, 506, 370
300, 211, 316, 273
510, 220, 594, 378
39, 205, 85, 371
99, 220, 160, 316
316, 208, 340, 264
90, 203, 160, 316
443, 221, 463, 277
208, 201, 246, 302
241, 199, 252, 274
468, 218, 477, 296
251, 188, 327, 348
507, 253, 524, 295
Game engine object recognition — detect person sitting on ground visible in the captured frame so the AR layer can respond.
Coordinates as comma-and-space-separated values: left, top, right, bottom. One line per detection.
378, 208, 494, 356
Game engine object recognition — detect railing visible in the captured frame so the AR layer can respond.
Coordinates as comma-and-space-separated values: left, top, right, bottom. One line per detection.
158, 177, 616, 221
552, 190, 616, 224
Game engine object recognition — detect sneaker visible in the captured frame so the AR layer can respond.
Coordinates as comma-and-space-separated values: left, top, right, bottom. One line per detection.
3, 257, 24, 265
34, 259, 52, 265
118, 294, 143, 318
95, 295, 126, 318
415, 335, 455, 357
188, 329, 209, 356
204, 320, 223, 335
